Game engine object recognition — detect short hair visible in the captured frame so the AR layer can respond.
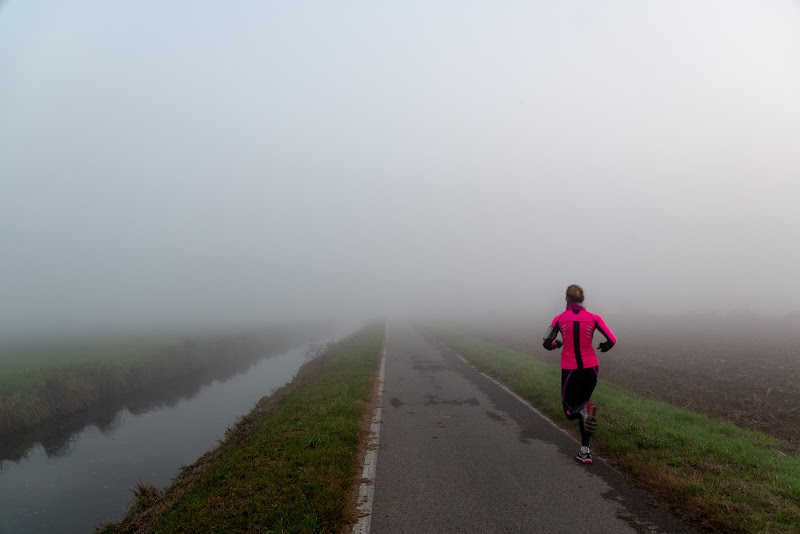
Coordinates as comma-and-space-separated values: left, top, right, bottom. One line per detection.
566, 284, 584, 303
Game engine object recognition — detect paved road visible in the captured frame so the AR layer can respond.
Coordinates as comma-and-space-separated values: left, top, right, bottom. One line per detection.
369, 324, 698, 534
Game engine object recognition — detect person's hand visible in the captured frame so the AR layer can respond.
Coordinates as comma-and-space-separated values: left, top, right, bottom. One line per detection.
543, 339, 562, 351
597, 341, 613, 352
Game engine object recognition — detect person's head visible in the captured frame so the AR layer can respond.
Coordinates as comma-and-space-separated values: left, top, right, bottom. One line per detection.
565, 284, 584, 304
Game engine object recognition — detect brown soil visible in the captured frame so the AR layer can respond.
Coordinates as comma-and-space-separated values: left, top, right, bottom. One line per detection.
470, 314, 800, 450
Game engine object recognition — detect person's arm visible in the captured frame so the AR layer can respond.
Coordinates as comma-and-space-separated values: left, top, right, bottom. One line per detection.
595, 315, 617, 352
542, 321, 562, 350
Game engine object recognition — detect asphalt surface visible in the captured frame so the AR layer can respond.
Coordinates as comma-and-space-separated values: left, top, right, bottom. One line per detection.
368, 324, 699, 534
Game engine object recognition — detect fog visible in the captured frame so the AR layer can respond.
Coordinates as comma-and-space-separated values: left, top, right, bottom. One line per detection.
2, 1, 799, 335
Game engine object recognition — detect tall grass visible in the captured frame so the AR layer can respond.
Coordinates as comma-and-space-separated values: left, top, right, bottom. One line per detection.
97, 323, 384, 534
432, 329, 800, 534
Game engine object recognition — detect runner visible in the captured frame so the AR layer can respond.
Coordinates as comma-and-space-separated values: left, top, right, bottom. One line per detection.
542, 284, 616, 464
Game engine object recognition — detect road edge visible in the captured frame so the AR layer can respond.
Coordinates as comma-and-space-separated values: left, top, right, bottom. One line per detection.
352, 324, 388, 534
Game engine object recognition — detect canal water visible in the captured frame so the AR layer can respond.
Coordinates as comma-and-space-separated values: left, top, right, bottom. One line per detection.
0, 341, 327, 534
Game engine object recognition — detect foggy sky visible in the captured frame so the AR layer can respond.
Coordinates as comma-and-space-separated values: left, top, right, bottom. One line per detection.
2, 1, 800, 334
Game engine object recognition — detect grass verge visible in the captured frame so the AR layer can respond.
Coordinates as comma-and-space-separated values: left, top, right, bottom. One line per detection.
96, 323, 384, 534
431, 329, 800, 534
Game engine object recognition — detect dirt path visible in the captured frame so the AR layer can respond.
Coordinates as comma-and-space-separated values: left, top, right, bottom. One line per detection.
365, 323, 698, 533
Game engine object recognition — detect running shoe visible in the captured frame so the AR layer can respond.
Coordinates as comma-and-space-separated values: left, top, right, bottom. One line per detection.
581, 402, 598, 434
575, 449, 592, 464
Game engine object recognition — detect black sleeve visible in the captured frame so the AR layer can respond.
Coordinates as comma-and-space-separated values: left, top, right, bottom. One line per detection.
596, 322, 615, 352
542, 322, 561, 350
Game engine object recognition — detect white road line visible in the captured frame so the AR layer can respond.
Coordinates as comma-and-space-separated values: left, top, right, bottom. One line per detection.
352, 324, 388, 534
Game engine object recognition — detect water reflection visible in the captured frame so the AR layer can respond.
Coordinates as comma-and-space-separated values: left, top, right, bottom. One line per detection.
0, 337, 331, 534
0, 332, 307, 466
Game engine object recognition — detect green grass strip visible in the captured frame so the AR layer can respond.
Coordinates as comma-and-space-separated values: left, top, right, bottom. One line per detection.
100, 324, 383, 534
432, 329, 800, 534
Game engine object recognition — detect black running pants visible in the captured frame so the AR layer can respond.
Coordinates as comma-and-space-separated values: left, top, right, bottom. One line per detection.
561, 366, 598, 446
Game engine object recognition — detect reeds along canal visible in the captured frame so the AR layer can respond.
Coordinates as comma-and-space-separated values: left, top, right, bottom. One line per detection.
0, 333, 345, 534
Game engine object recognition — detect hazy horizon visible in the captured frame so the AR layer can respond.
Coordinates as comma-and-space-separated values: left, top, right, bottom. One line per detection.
2, 1, 799, 335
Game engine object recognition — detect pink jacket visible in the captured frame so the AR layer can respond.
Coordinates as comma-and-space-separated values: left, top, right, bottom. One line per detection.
543, 302, 616, 370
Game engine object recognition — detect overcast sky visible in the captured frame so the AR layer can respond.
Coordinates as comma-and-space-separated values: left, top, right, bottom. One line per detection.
1, 1, 799, 333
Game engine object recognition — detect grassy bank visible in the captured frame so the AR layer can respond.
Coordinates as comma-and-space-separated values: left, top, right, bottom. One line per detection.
97, 323, 384, 534
432, 329, 800, 534
0, 328, 302, 437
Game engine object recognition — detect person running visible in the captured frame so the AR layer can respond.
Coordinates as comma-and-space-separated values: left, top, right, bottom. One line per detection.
542, 284, 616, 464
